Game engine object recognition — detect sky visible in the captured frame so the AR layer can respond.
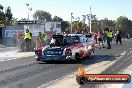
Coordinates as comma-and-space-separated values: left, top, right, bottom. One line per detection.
0, 0, 132, 21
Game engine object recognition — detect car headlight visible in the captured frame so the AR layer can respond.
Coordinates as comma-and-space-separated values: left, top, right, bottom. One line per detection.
65, 50, 72, 56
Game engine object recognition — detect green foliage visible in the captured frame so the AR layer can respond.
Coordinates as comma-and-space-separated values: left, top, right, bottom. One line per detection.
0, 5, 13, 25
33, 10, 52, 21
72, 21, 84, 32
61, 21, 70, 32
52, 16, 63, 21
0, 4, 5, 21
116, 16, 130, 29
0, 4, 4, 11
0, 11, 5, 21
5, 6, 13, 21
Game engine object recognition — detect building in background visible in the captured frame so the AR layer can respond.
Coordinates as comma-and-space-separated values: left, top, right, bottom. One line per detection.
45, 21, 62, 35
3, 20, 62, 46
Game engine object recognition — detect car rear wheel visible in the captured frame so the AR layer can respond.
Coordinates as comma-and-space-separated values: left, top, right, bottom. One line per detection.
75, 53, 82, 60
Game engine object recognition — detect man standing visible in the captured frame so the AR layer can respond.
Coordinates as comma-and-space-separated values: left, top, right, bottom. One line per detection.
116, 30, 122, 45
17, 32, 24, 52
97, 31, 105, 49
93, 32, 98, 44
24, 29, 32, 52
42, 33, 48, 46
12, 34, 17, 46
106, 28, 113, 49
38, 32, 43, 46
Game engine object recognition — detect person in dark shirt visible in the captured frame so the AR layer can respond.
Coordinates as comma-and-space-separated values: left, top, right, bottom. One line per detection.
116, 30, 122, 45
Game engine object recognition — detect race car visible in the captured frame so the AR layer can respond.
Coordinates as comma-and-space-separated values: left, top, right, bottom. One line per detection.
35, 34, 95, 62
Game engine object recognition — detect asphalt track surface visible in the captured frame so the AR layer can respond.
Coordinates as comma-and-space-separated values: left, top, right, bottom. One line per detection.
0, 39, 131, 88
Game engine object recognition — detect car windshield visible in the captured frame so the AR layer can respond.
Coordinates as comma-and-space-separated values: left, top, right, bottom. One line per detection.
50, 35, 64, 47
64, 36, 80, 45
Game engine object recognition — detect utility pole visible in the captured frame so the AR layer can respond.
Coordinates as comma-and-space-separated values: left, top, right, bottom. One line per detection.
26, 3, 32, 20
87, 6, 96, 33
71, 13, 73, 33
90, 6, 92, 33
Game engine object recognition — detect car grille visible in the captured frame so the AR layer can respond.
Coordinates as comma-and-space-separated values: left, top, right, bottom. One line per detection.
44, 50, 63, 55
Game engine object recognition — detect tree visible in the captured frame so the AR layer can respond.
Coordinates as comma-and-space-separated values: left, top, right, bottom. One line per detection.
72, 21, 84, 33
0, 11, 5, 21
5, 6, 13, 22
91, 20, 100, 32
0, 4, 4, 11
116, 16, 130, 30
99, 18, 115, 31
116, 16, 132, 35
0, 4, 5, 21
61, 21, 70, 32
52, 16, 63, 21
33, 10, 52, 21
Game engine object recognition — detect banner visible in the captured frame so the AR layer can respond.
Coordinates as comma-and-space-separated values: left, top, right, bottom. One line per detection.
76, 66, 130, 85
5, 30, 24, 37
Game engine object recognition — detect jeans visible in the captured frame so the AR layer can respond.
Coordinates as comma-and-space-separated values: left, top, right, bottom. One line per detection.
107, 37, 112, 49
25, 39, 31, 51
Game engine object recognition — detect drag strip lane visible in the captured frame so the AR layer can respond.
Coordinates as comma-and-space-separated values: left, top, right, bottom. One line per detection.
0, 54, 115, 88
0, 39, 132, 88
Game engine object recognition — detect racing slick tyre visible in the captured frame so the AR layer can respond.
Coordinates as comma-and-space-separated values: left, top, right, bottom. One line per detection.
42, 61, 52, 64
75, 53, 81, 61
76, 75, 87, 85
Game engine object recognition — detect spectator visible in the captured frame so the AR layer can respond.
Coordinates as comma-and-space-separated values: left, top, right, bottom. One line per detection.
12, 34, 17, 46
38, 32, 43, 46
116, 30, 122, 45
81, 30, 85, 34
103, 31, 107, 43
113, 33, 117, 43
97, 31, 105, 49
35, 34, 41, 50
42, 33, 48, 46
93, 32, 98, 44
17, 32, 24, 52
106, 28, 113, 49
64, 31, 68, 36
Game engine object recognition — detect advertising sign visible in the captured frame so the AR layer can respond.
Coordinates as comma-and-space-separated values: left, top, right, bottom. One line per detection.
5, 30, 24, 37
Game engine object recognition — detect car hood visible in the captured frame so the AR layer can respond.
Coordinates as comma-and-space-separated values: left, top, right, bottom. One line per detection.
45, 46, 65, 51
43, 46, 66, 55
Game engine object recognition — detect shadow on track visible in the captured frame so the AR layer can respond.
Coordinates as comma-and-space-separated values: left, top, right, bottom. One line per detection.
38, 55, 116, 66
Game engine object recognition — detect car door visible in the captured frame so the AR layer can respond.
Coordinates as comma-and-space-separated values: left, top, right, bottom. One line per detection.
76, 36, 86, 56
